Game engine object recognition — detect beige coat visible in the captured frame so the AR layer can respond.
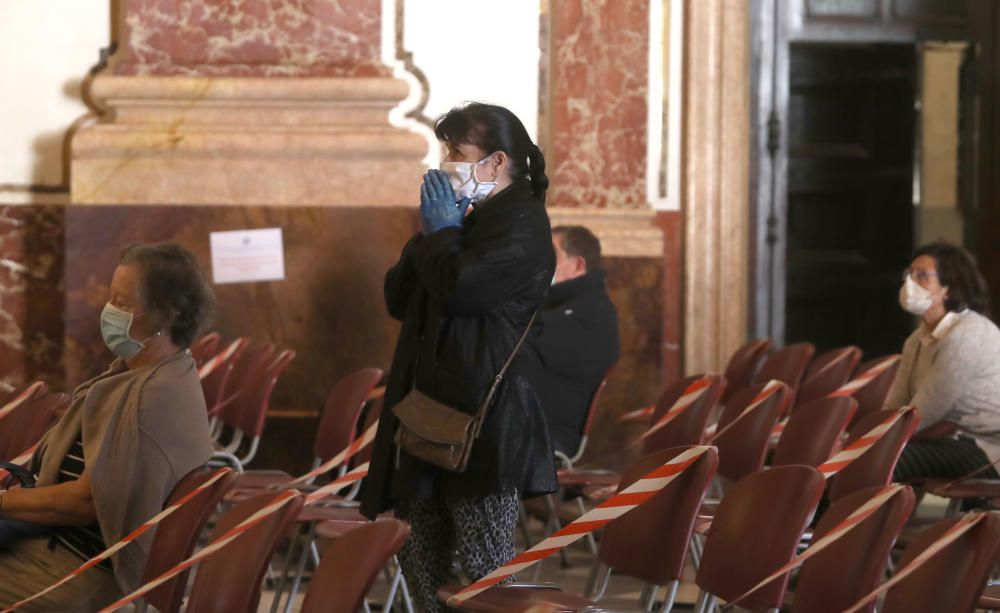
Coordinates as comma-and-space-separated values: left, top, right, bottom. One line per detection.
32, 350, 213, 593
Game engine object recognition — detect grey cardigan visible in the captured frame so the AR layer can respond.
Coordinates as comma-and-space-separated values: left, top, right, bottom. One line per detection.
33, 351, 213, 593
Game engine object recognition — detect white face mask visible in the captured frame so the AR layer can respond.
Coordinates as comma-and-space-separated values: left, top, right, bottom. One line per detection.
440, 155, 498, 202
899, 275, 934, 316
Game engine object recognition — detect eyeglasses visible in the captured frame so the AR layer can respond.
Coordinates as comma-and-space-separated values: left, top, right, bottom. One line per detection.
903, 268, 939, 284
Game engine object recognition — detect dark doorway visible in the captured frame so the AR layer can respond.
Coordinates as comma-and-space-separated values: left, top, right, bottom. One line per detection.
784, 44, 916, 357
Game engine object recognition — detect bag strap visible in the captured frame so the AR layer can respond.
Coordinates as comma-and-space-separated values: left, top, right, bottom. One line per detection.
473, 310, 538, 434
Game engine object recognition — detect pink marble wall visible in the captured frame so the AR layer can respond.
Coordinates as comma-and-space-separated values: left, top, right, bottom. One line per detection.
115, 0, 388, 76
546, 0, 649, 208
0, 206, 65, 390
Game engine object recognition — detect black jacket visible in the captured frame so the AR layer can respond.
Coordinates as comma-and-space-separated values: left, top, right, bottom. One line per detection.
531, 271, 620, 456
361, 180, 557, 518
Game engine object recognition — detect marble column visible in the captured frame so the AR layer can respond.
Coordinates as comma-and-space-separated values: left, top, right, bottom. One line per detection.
681, 0, 750, 374
71, 0, 427, 205
541, 0, 673, 459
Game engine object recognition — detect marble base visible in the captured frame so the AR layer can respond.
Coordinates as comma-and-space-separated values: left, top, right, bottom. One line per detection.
71, 76, 428, 205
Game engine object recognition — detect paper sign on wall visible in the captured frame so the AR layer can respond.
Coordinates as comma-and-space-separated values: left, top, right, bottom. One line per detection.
210, 228, 285, 285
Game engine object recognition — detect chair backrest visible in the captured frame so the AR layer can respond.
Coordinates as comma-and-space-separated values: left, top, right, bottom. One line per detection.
849, 354, 902, 427
185, 492, 305, 613
353, 396, 384, 466
314, 368, 384, 461
792, 485, 916, 613
795, 345, 862, 408
300, 519, 411, 613
641, 374, 725, 454
142, 468, 239, 613
200, 337, 250, 412
598, 446, 718, 585
222, 346, 295, 437
189, 332, 221, 366
695, 465, 825, 610
772, 396, 857, 468
828, 408, 919, 502
713, 382, 791, 481
722, 338, 774, 403
575, 373, 612, 456
752, 342, 816, 391
882, 512, 1000, 613
0, 392, 67, 461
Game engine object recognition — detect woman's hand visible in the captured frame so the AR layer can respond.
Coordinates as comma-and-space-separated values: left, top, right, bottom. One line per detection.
420, 170, 472, 234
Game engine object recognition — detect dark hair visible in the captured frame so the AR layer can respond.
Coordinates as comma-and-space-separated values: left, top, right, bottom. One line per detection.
911, 242, 989, 314
434, 102, 549, 201
118, 243, 215, 347
553, 225, 602, 273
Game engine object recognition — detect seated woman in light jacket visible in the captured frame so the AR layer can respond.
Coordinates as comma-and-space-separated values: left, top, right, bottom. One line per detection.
0, 243, 215, 611
886, 242, 1000, 484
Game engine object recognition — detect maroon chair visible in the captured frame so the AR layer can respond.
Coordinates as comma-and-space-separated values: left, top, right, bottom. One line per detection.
201, 337, 250, 421
137, 468, 239, 613
828, 408, 919, 503
752, 342, 816, 392
189, 332, 221, 366
559, 372, 612, 467
791, 485, 916, 613
227, 367, 383, 495
0, 392, 66, 461
184, 492, 305, 613
881, 512, 1000, 613
301, 519, 411, 613
795, 345, 862, 409
771, 396, 857, 468
848, 354, 902, 427
437, 446, 720, 613
692, 465, 825, 612
212, 346, 295, 471
722, 338, 773, 403
642, 374, 726, 453
712, 382, 791, 482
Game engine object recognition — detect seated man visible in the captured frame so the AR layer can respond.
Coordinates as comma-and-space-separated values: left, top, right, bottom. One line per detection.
532, 225, 620, 458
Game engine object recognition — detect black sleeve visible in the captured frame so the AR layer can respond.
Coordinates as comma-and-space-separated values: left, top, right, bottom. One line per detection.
384, 233, 423, 321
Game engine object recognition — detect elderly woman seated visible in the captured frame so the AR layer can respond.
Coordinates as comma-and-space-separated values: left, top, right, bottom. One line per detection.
0, 243, 215, 611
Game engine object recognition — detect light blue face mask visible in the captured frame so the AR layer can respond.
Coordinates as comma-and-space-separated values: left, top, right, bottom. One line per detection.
100, 303, 148, 359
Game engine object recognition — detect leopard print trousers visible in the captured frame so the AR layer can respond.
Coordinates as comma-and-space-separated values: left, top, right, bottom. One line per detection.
395, 490, 520, 613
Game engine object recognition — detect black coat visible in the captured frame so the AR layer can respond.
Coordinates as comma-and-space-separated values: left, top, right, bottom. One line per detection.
360, 180, 558, 519
531, 271, 620, 456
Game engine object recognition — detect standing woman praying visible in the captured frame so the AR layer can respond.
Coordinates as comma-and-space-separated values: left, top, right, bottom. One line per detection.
361, 102, 556, 612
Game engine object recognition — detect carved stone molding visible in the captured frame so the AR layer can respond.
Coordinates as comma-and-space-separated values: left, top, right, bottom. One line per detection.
71, 75, 427, 205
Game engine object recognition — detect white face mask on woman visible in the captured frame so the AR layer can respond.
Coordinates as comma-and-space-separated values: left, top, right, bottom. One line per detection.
440, 155, 498, 202
899, 275, 934, 316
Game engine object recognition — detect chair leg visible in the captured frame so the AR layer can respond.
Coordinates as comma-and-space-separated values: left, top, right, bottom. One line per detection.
383, 563, 402, 613
269, 523, 305, 613
658, 579, 679, 613
945, 497, 962, 518
693, 591, 716, 613
640, 584, 659, 611
396, 560, 415, 613
585, 561, 611, 600
688, 533, 704, 571
283, 523, 316, 613
518, 502, 534, 548
575, 497, 598, 555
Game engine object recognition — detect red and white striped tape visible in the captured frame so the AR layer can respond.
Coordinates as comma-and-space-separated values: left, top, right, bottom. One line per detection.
97, 465, 371, 612
720, 484, 908, 610
98, 489, 302, 613
710, 380, 785, 442
447, 445, 715, 607
197, 339, 244, 380
0, 382, 45, 423
638, 378, 713, 441
842, 512, 987, 612
1, 468, 234, 612
619, 405, 655, 423
287, 421, 379, 486
828, 354, 901, 398
816, 405, 917, 478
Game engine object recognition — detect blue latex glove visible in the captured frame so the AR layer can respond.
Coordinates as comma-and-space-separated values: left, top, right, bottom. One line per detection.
420, 169, 471, 234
